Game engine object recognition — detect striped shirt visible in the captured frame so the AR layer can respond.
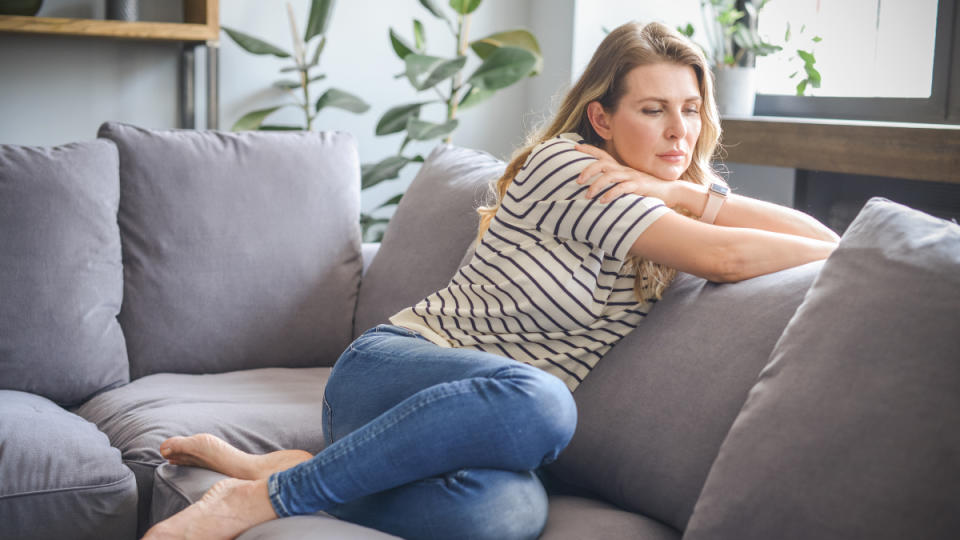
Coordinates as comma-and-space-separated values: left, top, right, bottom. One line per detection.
390, 133, 672, 391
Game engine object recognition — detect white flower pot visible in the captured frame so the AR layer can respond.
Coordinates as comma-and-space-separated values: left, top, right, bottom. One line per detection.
714, 66, 757, 117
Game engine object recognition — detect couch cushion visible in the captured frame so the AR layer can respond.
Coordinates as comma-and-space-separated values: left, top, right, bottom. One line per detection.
75, 367, 331, 532
352, 143, 504, 337
688, 199, 960, 540
0, 141, 128, 407
683, 198, 960, 540
151, 465, 400, 539
0, 390, 137, 540
541, 495, 680, 540
548, 261, 823, 531
98, 122, 362, 378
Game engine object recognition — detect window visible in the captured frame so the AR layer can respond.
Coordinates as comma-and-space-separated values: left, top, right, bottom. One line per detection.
754, 0, 956, 123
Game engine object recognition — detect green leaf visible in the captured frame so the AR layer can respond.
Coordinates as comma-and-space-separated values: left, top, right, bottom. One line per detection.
796, 79, 808, 96
376, 193, 404, 209
413, 19, 426, 51
222, 27, 291, 58
310, 74, 327, 83
304, 0, 335, 42
458, 85, 494, 109
232, 105, 287, 131
375, 102, 433, 135
677, 23, 695, 38
406, 118, 459, 140
449, 0, 482, 14
469, 29, 543, 74
308, 36, 326, 67
804, 65, 822, 87
273, 79, 302, 90
466, 46, 537, 91
784, 22, 791, 42
405, 54, 467, 91
280, 66, 303, 73
316, 88, 370, 113
797, 49, 815, 63
361, 156, 411, 189
389, 28, 416, 60
812, 36, 823, 43
259, 125, 303, 131
418, 0, 450, 21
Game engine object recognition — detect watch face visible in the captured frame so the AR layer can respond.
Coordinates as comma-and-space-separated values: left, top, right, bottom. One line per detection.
711, 183, 730, 197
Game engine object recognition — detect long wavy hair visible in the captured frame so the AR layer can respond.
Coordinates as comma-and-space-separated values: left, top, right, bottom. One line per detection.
475, 21, 722, 301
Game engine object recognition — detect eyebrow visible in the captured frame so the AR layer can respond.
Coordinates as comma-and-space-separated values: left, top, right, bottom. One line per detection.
635, 96, 703, 104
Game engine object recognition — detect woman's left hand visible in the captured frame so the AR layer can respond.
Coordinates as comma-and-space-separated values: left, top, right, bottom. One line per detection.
575, 144, 673, 204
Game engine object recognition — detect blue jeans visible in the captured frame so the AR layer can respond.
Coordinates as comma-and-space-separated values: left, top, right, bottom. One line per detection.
267, 324, 578, 540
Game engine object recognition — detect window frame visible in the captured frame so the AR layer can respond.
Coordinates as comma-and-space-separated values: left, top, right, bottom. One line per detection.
753, 0, 957, 124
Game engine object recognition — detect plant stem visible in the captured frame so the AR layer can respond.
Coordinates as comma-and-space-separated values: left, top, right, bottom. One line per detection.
445, 13, 470, 142
285, 2, 311, 129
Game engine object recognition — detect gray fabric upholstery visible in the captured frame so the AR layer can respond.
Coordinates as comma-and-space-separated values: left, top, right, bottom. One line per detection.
684, 198, 960, 540
0, 390, 138, 540
541, 496, 680, 540
75, 367, 331, 532
98, 122, 362, 378
0, 141, 128, 407
151, 465, 400, 539
548, 262, 823, 531
352, 143, 504, 337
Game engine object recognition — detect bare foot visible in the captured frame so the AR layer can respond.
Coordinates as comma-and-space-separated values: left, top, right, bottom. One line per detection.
142, 477, 277, 540
160, 433, 312, 480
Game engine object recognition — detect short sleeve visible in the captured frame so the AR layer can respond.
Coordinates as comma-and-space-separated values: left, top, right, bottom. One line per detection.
497, 134, 671, 261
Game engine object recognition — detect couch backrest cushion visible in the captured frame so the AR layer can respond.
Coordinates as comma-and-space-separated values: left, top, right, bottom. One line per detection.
547, 261, 823, 531
683, 198, 960, 540
0, 141, 129, 406
352, 144, 504, 337
98, 123, 362, 378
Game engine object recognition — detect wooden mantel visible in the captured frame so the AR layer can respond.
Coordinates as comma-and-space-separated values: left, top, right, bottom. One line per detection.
719, 116, 960, 185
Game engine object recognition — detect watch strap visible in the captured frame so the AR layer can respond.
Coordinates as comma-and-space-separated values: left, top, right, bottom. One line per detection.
700, 182, 728, 224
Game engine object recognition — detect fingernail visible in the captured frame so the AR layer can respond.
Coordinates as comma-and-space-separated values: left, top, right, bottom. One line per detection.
160, 448, 170, 456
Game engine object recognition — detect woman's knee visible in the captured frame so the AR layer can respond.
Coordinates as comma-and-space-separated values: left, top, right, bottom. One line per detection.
499, 366, 578, 464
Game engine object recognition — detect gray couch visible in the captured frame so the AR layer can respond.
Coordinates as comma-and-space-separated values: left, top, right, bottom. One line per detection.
1, 123, 957, 540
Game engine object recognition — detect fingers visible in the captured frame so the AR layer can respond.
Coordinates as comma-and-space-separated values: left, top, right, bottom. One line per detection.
584, 172, 630, 199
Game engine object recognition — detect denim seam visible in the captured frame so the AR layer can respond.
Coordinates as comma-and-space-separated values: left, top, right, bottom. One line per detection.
268, 473, 292, 518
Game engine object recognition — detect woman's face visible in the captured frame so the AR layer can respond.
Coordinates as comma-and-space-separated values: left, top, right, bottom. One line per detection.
594, 63, 703, 181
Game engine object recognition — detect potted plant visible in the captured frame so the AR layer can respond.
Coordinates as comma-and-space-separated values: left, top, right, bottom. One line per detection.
680, 0, 821, 116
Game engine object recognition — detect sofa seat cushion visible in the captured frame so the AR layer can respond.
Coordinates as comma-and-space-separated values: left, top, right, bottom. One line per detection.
684, 198, 960, 540
353, 143, 504, 337
0, 390, 137, 540
98, 122, 362, 378
540, 495, 680, 540
548, 261, 823, 531
0, 140, 128, 407
151, 464, 400, 538
75, 367, 331, 530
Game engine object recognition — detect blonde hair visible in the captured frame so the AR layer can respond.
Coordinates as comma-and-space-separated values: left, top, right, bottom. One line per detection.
476, 21, 722, 301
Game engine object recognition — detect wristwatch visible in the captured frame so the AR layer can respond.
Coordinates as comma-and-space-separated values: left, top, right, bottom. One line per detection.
700, 182, 729, 224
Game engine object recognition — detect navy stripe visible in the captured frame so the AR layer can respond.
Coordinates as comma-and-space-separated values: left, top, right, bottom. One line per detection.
474, 251, 580, 329
489, 215, 540, 243
514, 147, 578, 185
514, 342, 584, 382
461, 262, 537, 333
466, 260, 553, 334
510, 164, 590, 201
596, 196, 647, 253
481, 244, 604, 324
517, 140, 569, 173
611, 204, 666, 256
585, 193, 643, 244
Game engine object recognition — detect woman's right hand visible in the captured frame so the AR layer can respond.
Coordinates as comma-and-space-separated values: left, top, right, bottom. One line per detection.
574, 144, 675, 205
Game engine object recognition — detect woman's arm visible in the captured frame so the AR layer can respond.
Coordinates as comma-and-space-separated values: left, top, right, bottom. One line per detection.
630, 211, 837, 283
574, 143, 840, 243
669, 182, 840, 243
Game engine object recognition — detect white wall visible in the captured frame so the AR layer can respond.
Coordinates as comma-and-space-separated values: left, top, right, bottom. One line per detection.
0, 0, 793, 209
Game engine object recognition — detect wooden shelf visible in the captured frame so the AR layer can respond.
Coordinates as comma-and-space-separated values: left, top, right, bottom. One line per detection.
0, 0, 218, 42
0, 15, 215, 42
719, 116, 960, 185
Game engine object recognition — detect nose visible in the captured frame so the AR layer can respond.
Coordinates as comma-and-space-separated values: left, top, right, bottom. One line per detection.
665, 109, 686, 140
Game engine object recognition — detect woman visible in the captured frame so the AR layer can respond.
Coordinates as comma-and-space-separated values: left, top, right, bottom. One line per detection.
145, 21, 838, 540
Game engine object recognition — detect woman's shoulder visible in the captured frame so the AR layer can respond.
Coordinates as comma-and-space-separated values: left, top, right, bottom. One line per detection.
518, 133, 594, 183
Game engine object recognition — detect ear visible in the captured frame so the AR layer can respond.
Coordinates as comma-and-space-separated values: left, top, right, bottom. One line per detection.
587, 101, 613, 141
